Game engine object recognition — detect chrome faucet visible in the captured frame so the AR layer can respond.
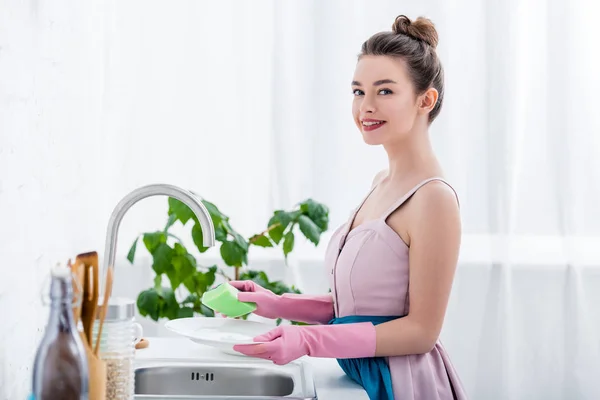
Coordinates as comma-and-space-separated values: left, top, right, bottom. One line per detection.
100, 184, 216, 295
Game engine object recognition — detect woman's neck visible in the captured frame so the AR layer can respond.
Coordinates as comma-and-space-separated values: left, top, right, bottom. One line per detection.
383, 128, 442, 183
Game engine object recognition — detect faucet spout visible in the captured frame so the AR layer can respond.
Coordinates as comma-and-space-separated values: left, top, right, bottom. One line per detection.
101, 184, 215, 295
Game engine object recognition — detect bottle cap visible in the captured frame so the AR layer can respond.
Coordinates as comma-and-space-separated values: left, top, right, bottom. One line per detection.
50, 262, 71, 278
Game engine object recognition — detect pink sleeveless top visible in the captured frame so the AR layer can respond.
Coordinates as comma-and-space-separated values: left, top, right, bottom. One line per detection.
323, 177, 468, 400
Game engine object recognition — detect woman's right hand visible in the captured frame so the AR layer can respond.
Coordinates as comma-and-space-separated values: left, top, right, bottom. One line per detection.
228, 280, 282, 319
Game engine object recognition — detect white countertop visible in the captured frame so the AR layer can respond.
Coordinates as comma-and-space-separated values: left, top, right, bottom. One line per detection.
136, 337, 369, 400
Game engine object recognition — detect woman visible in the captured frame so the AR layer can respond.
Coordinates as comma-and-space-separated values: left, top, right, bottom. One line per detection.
229, 14, 467, 400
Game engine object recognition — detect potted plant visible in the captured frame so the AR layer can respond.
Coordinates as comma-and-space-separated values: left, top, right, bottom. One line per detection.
126, 196, 329, 325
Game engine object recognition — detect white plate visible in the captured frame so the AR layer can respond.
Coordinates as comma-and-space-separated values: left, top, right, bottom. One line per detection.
164, 317, 272, 356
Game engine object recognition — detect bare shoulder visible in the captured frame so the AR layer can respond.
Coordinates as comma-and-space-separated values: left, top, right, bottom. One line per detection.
415, 181, 460, 239
371, 169, 388, 188
411, 180, 460, 216
388, 180, 461, 245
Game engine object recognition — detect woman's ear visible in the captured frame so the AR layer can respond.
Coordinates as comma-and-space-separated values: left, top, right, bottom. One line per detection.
418, 87, 439, 116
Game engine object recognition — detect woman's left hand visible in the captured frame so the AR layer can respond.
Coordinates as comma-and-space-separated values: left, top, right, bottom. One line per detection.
232, 322, 377, 365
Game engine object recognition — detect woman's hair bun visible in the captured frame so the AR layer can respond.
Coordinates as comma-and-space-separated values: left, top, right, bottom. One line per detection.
392, 15, 439, 49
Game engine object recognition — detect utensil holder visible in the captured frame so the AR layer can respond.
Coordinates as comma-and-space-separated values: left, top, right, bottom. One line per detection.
79, 331, 107, 400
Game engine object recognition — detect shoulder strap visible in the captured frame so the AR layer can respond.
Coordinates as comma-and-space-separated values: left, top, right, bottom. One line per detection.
382, 177, 459, 220
346, 182, 379, 225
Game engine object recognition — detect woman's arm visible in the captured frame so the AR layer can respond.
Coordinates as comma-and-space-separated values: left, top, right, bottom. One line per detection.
374, 181, 461, 356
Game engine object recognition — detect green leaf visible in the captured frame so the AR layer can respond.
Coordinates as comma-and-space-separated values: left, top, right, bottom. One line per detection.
220, 240, 246, 267
168, 198, 195, 225
151, 243, 173, 274
192, 223, 209, 253
238, 270, 267, 288
221, 220, 234, 234
168, 253, 196, 290
173, 242, 187, 256
214, 224, 228, 241
269, 280, 301, 295
238, 270, 298, 296
164, 213, 177, 232
182, 293, 199, 305
177, 307, 194, 318
268, 210, 292, 244
202, 200, 229, 220
232, 232, 249, 252
269, 225, 285, 244
159, 287, 180, 320
298, 215, 321, 245
289, 210, 302, 222
174, 254, 197, 276
183, 267, 216, 295
153, 275, 162, 288
255, 271, 270, 287
143, 232, 167, 254
205, 265, 217, 288
137, 288, 160, 321
220, 220, 249, 250
182, 273, 198, 294
275, 210, 293, 228
250, 234, 273, 248
127, 237, 139, 264
300, 199, 329, 231
199, 304, 215, 317
283, 231, 295, 257
202, 200, 229, 229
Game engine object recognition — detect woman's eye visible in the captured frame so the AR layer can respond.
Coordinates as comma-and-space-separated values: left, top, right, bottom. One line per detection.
379, 89, 393, 95
353, 89, 364, 96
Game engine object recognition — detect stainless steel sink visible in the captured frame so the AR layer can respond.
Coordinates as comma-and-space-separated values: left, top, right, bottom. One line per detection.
134, 358, 318, 399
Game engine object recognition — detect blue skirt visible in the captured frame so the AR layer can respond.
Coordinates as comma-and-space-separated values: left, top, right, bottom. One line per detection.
328, 315, 401, 400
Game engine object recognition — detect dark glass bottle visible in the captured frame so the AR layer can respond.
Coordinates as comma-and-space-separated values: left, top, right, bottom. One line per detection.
32, 266, 89, 400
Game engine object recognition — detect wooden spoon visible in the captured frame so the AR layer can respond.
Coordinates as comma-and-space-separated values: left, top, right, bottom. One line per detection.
77, 252, 99, 346
70, 258, 85, 326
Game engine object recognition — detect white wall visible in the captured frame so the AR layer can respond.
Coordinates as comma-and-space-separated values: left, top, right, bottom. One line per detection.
0, 2, 286, 397
1, 2, 108, 398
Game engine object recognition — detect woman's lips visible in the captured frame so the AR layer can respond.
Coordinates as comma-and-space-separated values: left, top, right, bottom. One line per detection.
362, 119, 386, 131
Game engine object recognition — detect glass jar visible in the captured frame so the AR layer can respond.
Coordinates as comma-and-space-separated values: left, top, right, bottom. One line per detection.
92, 297, 143, 400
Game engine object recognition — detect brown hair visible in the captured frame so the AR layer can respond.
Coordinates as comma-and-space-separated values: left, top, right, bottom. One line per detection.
359, 15, 444, 123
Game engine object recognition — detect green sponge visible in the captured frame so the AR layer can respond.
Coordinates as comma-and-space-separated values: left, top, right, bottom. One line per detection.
201, 282, 257, 318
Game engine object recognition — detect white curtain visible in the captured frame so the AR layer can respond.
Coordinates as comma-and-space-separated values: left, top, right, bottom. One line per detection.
2, 0, 600, 398
70, 0, 600, 240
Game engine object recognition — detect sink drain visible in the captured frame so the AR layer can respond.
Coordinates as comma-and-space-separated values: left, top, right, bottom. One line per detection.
191, 371, 214, 381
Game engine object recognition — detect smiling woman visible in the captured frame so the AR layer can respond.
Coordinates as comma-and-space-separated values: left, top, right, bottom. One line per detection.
351, 15, 444, 146
230, 14, 467, 400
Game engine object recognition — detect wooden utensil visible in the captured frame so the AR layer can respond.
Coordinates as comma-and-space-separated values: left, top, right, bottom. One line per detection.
93, 266, 113, 356
70, 258, 86, 326
77, 251, 99, 346
135, 338, 149, 350
79, 330, 107, 400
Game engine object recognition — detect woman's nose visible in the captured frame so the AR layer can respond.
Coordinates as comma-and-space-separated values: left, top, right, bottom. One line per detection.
360, 96, 376, 114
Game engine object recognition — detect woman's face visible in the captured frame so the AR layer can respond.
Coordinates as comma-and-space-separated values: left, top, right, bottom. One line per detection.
351, 55, 421, 146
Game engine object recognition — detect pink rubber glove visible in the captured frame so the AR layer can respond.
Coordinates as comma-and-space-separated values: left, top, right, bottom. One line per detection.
232, 323, 376, 365
228, 280, 334, 325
